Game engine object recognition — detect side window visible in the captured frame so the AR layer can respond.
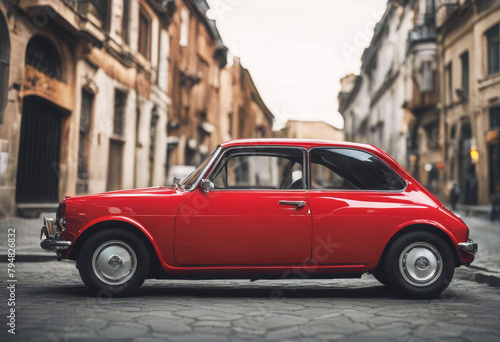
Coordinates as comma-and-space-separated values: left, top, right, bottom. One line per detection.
310, 148, 405, 191
211, 147, 305, 190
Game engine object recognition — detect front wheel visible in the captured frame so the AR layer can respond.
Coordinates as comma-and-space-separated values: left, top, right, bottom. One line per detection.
78, 229, 150, 296
385, 231, 455, 298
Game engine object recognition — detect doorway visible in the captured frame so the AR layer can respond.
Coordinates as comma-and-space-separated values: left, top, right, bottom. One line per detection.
16, 97, 63, 203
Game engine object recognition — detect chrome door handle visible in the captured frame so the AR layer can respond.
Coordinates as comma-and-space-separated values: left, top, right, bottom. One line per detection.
278, 200, 307, 209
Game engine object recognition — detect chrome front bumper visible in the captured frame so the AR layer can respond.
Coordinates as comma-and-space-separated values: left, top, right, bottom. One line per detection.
40, 217, 71, 252
458, 239, 478, 255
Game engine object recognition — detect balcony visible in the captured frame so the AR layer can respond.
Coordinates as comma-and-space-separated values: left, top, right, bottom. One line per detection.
76, 0, 109, 30
406, 78, 439, 114
408, 25, 437, 45
436, 0, 463, 28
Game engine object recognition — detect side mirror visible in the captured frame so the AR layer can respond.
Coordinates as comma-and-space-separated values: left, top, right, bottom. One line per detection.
200, 179, 214, 193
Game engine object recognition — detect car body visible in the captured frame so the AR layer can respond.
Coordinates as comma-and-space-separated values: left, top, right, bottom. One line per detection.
41, 139, 477, 298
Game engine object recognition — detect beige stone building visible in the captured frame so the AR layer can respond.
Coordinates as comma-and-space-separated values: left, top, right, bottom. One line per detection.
165, 0, 228, 177
218, 57, 274, 143
437, 0, 500, 205
0, 0, 174, 217
280, 120, 344, 141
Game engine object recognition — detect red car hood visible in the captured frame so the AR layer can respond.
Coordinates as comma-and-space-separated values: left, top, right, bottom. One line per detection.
67, 187, 177, 200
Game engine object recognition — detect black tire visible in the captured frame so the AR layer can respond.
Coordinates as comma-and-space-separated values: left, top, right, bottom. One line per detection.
384, 231, 455, 299
372, 269, 392, 287
78, 229, 150, 296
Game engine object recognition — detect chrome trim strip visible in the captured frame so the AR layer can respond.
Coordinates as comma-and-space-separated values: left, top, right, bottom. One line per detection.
40, 239, 72, 251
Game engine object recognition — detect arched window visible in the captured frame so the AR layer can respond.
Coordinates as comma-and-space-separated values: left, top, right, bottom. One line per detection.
0, 12, 10, 123
25, 36, 63, 81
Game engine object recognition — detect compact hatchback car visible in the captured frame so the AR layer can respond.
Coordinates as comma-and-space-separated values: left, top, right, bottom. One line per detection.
41, 139, 477, 298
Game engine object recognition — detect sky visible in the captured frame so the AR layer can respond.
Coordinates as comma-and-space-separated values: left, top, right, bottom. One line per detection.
206, 0, 387, 130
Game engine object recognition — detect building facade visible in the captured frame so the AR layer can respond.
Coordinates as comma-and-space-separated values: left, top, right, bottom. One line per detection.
165, 0, 228, 179
219, 57, 274, 143
437, 0, 500, 205
339, 2, 415, 167
339, 0, 443, 195
0, 0, 174, 217
0, 0, 276, 217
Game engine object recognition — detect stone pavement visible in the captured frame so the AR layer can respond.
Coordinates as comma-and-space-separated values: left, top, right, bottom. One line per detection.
0, 214, 500, 340
1, 261, 500, 341
0, 213, 56, 261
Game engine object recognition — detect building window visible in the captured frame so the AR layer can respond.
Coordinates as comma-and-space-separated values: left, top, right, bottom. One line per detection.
180, 8, 189, 47
149, 106, 159, 186
121, 0, 130, 44
157, 29, 169, 90
486, 24, 499, 75
491, 107, 500, 129
445, 62, 453, 104
460, 51, 469, 97
421, 61, 433, 92
106, 140, 124, 191
138, 8, 151, 60
25, 36, 63, 81
113, 89, 127, 136
77, 89, 94, 194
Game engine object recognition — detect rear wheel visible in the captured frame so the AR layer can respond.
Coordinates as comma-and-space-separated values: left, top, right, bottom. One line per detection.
385, 231, 455, 298
78, 229, 150, 296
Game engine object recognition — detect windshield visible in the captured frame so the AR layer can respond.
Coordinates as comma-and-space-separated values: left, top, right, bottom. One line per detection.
179, 148, 218, 189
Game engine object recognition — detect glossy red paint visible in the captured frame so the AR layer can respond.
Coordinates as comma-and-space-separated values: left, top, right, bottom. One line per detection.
175, 190, 312, 265
55, 139, 474, 278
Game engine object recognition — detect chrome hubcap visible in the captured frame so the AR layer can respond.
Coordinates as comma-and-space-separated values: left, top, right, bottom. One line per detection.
108, 255, 124, 269
399, 242, 442, 287
92, 240, 137, 285
415, 256, 430, 271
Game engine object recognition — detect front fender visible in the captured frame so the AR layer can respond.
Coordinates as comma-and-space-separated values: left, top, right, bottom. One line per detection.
68, 216, 166, 267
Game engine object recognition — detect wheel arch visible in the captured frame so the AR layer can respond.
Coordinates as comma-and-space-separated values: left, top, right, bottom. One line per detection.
376, 223, 461, 272
69, 220, 165, 278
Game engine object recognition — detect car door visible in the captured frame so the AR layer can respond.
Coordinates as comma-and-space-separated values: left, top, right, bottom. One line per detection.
307, 147, 410, 267
175, 146, 312, 266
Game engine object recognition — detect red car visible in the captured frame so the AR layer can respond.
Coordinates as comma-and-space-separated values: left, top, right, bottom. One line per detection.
41, 139, 477, 298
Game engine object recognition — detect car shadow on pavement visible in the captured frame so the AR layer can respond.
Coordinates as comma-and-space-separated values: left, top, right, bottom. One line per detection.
31, 283, 404, 300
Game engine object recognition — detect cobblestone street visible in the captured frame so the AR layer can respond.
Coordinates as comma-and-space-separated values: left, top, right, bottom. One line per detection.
1, 216, 500, 341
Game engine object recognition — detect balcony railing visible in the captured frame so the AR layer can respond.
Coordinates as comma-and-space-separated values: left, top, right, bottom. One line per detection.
407, 24, 437, 55
408, 25, 437, 44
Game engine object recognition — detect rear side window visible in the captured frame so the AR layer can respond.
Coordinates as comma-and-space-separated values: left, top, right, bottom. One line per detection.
310, 148, 406, 191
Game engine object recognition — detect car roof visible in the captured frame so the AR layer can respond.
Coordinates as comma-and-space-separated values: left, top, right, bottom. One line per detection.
219, 138, 381, 153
